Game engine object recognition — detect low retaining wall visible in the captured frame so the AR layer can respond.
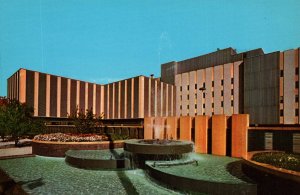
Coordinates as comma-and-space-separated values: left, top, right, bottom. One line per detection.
242, 151, 300, 194
32, 140, 124, 157
146, 163, 257, 195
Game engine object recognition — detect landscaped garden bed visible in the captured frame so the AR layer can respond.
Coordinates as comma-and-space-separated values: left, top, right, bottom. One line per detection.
33, 133, 109, 142
251, 152, 300, 172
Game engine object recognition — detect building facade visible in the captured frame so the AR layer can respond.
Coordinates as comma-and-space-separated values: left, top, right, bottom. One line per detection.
7, 69, 176, 119
7, 47, 300, 124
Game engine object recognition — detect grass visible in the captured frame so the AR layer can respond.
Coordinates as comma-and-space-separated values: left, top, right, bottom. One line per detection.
252, 152, 300, 172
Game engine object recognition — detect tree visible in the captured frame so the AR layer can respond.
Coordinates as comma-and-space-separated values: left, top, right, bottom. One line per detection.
69, 106, 103, 134
0, 97, 45, 145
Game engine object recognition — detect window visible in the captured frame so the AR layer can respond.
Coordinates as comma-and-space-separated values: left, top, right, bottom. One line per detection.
203, 93, 205, 98
221, 101, 224, 107
296, 68, 299, 75
187, 105, 189, 109
212, 112, 214, 115
296, 81, 299, 89
180, 95, 182, 101
296, 109, 299, 116
231, 78, 234, 84
212, 81, 214, 87
231, 89, 234, 95
280, 109, 283, 116
195, 84, 197, 89
187, 95, 189, 100
280, 96, 283, 103
296, 95, 299, 103
203, 104, 205, 108
212, 91, 214, 97
180, 105, 182, 109
187, 85, 189, 90
203, 82, 206, 88
221, 79, 224, 85
231, 100, 234, 106
280, 70, 284, 77
180, 86, 182, 91
212, 103, 214, 107
221, 90, 224, 96
195, 104, 197, 109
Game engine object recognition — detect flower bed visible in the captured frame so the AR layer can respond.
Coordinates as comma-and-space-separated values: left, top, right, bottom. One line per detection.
33, 133, 108, 142
251, 152, 300, 172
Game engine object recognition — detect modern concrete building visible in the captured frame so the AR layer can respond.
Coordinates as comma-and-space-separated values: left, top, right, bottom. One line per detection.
7, 69, 176, 119
7, 47, 300, 124
162, 47, 300, 124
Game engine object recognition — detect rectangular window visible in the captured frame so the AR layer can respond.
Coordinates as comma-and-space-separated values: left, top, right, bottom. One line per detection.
187, 95, 189, 100
187, 105, 189, 109
280, 96, 283, 103
221, 80, 224, 85
203, 82, 205, 88
296, 68, 299, 75
221, 101, 224, 107
231, 89, 234, 95
195, 84, 197, 89
180, 105, 182, 109
212, 103, 214, 107
221, 90, 224, 96
203, 93, 205, 98
231, 100, 234, 106
296, 109, 299, 116
280, 109, 283, 116
231, 78, 234, 84
195, 104, 197, 109
187, 85, 189, 90
296, 81, 299, 89
212, 81, 214, 87
296, 95, 299, 103
280, 70, 284, 77
203, 104, 205, 108
180, 86, 182, 91
212, 91, 214, 97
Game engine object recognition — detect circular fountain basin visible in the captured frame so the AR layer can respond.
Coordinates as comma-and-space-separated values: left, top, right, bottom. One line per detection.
65, 149, 130, 169
124, 139, 193, 155
124, 139, 193, 168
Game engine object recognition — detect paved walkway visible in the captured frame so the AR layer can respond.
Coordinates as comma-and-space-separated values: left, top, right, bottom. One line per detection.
0, 139, 33, 158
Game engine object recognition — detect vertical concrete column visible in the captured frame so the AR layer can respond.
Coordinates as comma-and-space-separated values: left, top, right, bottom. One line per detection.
144, 117, 154, 139
57, 77, 61, 117
195, 115, 208, 153
212, 114, 227, 156
166, 117, 177, 140
154, 117, 165, 139
180, 116, 192, 141
19, 69, 26, 103
139, 76, 144, 118
181, 73, 189, 116
93, 84, 96, 115
189, 71, 196, 116
34, 72, 39, 116
196, 69, 205, 115
76, 81, 80, 108
233, 61, 242, 114
231, 114, 249, 158
46, 75, 51, 117
175, 74, 181, 116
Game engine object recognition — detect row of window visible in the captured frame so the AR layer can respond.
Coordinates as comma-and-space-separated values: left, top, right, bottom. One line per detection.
180, 89, 234, 100
179, 78, 234, 91
179, 100, 234, 109
280, 68, 299, 77
280, 109, 299, 116
280, 95, 299, 103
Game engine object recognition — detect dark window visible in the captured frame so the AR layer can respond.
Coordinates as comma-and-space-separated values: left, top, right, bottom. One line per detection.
221, 101, 224, 107
203, 82, 205, 88
296, 95, 299, 103
296, 68, 299, 75
203, 112, 205, 115
195, 84, 197, 89
280, 96, 284, 103
296, 81, 299, 89
296, 109, 299, 116
231, 89, 234, 95
280, 109, 283, 116
195, 104, 197, 109
231, 100, 234, 106
212, 81, 214, 87
187, 105, 189, 109
180, 105, 182, 109
231, 78, 234, 84
212, 103, 214, 107
280, 70, 284, 77
212, 112, 214, 115
221, 80, 224, 85
203, 93, 205, 98
187, 85, 189, 90
212, 91, 214, 97
187, 95, 189, 100
203, 104, 205, 108
180, 86, 182, 91
221, 90, 224, 96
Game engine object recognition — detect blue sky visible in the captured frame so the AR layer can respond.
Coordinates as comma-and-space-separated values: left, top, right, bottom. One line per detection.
0, 0, 300, 96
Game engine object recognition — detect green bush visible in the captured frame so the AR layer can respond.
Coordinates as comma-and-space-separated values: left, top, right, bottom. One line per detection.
252, 152, 300, 172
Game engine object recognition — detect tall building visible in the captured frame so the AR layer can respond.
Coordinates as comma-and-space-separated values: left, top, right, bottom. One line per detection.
7, 47, 300, 124
161, 47, 299, 124
7, 69, 176, 119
